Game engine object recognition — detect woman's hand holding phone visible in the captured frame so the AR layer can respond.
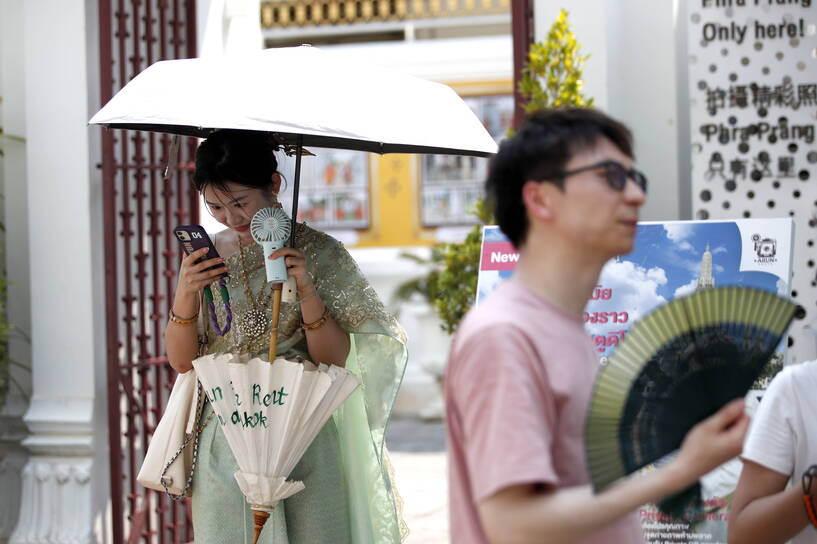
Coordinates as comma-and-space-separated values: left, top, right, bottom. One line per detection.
177, 248, 229, 298
166, 232, 228, 372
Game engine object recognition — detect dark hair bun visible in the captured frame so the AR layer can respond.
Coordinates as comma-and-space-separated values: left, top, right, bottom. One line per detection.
193, 130, 279, 192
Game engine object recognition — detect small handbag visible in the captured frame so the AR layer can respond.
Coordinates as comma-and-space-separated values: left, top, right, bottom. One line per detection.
137, 369, 209, 498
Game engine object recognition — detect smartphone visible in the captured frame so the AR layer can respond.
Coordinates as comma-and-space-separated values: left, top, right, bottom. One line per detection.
173, 225, 228, 278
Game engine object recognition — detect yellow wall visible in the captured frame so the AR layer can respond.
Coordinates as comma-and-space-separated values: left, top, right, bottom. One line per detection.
355, 153, 437, 247
353, 79, 512, 248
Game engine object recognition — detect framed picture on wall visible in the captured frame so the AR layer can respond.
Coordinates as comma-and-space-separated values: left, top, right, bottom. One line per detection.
420, 94, 514, 226
279, 148, 370, 230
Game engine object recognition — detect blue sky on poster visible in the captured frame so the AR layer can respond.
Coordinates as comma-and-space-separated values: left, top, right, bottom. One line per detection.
586, 221, 785, 351
623, 221, 781, 301
479, 223, 786, 343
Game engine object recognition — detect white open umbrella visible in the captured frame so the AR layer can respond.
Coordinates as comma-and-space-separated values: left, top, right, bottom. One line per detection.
89, 44, 497, 281
89, 44, 497, 157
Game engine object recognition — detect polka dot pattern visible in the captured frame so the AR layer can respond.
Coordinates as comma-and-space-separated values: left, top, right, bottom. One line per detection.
688, 3, 817, 364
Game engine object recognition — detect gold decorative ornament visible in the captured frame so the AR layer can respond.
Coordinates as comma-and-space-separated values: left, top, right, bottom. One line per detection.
236, 239, 270, 343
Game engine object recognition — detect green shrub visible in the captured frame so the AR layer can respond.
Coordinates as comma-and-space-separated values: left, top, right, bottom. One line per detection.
430, 198, 493, 334
518, 9, 594, 111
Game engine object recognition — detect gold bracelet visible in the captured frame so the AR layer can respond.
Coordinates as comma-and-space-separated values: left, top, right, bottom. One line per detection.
300, 307, 330, 330
169, 308, 198, 326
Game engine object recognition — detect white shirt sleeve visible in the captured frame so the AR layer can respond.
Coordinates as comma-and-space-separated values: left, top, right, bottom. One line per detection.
742, 368, 795, 477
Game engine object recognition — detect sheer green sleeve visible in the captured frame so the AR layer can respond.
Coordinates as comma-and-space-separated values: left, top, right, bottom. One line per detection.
312, 235, 409, 543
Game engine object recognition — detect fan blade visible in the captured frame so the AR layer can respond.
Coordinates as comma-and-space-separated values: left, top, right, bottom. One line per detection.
585, 287, 796, 495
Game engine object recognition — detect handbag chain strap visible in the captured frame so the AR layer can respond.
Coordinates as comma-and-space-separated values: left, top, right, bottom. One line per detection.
160, 382, 215, 501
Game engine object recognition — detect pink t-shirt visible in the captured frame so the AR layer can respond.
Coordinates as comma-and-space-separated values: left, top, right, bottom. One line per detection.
445, 279, 643, 544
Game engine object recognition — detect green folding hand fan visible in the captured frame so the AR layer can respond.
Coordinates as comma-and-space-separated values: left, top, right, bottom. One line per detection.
584, 286, 797, 519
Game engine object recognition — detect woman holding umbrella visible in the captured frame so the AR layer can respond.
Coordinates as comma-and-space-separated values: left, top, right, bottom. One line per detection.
165, 129, 408, 543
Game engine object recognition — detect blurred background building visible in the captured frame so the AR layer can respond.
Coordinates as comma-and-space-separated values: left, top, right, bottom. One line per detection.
1, 0, 814, 542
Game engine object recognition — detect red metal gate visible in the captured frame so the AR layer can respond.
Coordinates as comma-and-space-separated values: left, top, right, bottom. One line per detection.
98, 1, 199, 542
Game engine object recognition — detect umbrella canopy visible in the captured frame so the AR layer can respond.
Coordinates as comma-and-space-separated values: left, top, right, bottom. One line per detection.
89, 45, 498, 157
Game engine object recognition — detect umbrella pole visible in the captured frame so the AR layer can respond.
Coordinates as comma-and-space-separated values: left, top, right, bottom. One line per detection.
268, 283, 283, 362
253, 510, 270, 544
268, 135, 302, 364
288, 135, 302, 249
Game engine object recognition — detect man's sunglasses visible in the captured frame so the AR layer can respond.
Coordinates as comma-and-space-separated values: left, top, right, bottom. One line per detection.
555, 160, 648, 194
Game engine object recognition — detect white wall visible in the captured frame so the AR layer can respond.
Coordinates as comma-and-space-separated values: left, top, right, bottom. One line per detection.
22, 0, 97, 453
534, 1, 685, 222
606, 0, 683, 222
319, 34, 512, 84
84, 0, 112, 538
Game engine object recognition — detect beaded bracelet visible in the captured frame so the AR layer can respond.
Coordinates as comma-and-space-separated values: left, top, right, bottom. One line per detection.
300, 307, 330, 330
802, 465, 817, 529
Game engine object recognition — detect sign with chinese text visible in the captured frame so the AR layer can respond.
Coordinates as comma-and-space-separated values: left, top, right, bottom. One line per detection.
686, 0, 816, 367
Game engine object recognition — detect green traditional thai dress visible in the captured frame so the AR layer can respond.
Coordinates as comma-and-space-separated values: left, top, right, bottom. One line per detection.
191, 224, 408, 543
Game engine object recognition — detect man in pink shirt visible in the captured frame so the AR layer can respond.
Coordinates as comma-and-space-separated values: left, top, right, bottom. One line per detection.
445, 108, 750, 544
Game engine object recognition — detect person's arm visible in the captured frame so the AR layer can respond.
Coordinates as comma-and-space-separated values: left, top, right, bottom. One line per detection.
269, 247, 349, 366
727, 460, 807, 544
726, 366, 805, 544
477, 398, 750, 544
165, 247, 229, 373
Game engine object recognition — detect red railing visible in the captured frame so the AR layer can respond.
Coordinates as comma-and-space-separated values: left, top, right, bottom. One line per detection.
98, 1, 199, 542
510, 0, 534, 130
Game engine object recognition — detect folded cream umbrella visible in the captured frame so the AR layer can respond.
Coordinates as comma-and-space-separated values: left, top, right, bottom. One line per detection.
193, 354, 360, 543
